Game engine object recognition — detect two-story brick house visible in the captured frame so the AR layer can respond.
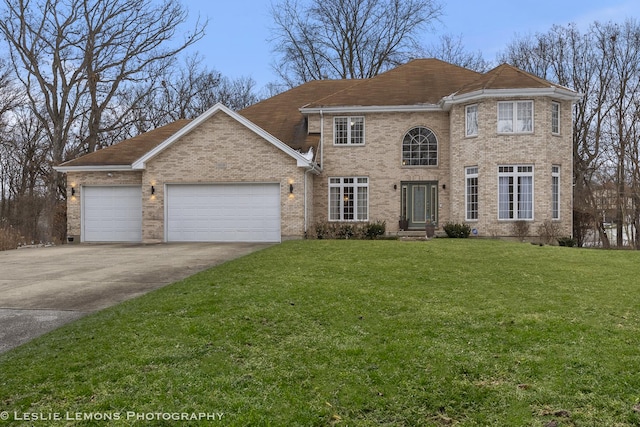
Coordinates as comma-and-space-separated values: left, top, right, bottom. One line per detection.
56, 59, 581, 243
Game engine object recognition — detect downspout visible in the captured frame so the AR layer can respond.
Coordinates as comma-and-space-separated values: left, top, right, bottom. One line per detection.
319, 109, 324, 172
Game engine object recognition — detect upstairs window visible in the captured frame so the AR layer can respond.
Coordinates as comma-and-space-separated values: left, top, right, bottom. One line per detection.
497, 101, 533, 133
551, 102, 560, 135
334, 117, 364, 145
466, 104, 478, 137
402, 126, 438, 166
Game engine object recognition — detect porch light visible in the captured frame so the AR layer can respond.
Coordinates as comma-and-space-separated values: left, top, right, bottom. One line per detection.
71, 186, 75, 196
151, 185, 155, 195
289, 183, 294, 194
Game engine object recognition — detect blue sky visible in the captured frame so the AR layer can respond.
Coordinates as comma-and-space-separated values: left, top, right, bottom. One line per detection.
184, 0, 639, 90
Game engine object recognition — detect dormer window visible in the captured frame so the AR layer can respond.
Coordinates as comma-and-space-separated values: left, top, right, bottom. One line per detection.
334, 116, 364, 145
497, 101, 533, 133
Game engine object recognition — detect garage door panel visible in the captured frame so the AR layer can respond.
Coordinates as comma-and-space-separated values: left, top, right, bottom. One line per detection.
83, 186, 142, 242
166, 184, 281, 243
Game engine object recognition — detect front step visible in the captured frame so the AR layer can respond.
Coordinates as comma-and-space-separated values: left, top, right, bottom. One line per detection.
396, 230, 447, 238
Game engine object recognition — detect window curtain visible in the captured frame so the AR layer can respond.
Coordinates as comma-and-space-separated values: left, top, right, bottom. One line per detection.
499, 176, 512, 219
518, 176, 533, 219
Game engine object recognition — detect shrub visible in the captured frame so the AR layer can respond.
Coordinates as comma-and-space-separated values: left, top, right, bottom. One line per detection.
557, 236, 576, 247
364, 221, 386, 239
0, 225, 23, 251
511, 220, 530, 240
313, 221, 386, 240
538, 220, 562, 244
443, 222, 471, 238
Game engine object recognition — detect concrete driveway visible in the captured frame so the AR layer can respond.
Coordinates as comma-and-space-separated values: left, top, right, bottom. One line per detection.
0, 243, 271, 353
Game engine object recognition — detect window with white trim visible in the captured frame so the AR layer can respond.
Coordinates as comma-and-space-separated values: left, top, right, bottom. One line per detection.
466, 166, 478, 220
552, 165, 560, 219
551, 102, 560, 135
329, 177, 368, 221
334, 116, 364, 145
402, 126, 438, 166
466, 104, 478, 137
497, 101, 533, 133
498, 165, 534, 220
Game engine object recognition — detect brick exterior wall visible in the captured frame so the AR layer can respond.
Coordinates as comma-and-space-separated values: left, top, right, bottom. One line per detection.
65, 171, 143, 242
449, 97, 573, 238
310, 98, 573, 238
314, 111, 451, 233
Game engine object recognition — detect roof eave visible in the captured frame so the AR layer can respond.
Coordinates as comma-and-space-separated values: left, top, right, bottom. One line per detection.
442, 87, 583, 108
54, 165, 134, 173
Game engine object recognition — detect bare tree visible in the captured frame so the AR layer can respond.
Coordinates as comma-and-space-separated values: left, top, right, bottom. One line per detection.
424, 34, 491, 72
119, 55, 259, 136
0, 0, 206, 241
500, 20, 640, 248
269, 0, 442, 85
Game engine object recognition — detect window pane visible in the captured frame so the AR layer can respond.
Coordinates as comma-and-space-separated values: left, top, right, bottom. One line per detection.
517, 101, 532, 132
357, 186, 368, 220
552, 166, 560, 219
351, 117, 364, 144
466, 105, 478, 136
498, 103, 513, 132
552, 102, 560, 134
334, 118, 348, 144
329, 187, 341, 220
518, 176, 533, 219
499, 176, 513, 219
467, 177, 478, 220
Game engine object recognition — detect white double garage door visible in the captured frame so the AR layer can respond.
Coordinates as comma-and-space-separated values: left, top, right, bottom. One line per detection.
83, 184, 281, 243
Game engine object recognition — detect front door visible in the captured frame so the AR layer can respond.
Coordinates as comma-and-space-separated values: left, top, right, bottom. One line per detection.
401, 182, 438, 230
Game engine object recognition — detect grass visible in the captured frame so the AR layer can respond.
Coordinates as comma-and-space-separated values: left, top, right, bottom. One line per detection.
1, 239, 640, 426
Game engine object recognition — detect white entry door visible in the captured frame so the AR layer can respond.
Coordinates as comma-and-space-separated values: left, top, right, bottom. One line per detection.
166, 183, 281, 242
83, 186, 142, 242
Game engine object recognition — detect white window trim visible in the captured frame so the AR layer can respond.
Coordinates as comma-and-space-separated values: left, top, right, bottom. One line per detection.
465, 104, 478, 137
465, 166, 479, 221
551, 101, 560, 135
552, 165, 560, 220
328, 177, 369, 222
333, 116, 365, 145
497, 165, 535, 220
497, 100, 534, 134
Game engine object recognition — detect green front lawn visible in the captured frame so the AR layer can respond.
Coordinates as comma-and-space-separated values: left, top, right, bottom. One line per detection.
2, 239, 640, 426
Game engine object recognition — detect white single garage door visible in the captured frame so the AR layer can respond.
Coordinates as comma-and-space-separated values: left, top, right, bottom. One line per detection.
83, 186, 142, 242
166, 184, 281, 242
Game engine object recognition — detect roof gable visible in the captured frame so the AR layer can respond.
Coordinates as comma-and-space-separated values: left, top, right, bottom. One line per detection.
132, 103, 316, 170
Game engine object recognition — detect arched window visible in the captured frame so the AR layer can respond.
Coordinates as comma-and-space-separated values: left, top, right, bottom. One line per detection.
402, 127, 438, 166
